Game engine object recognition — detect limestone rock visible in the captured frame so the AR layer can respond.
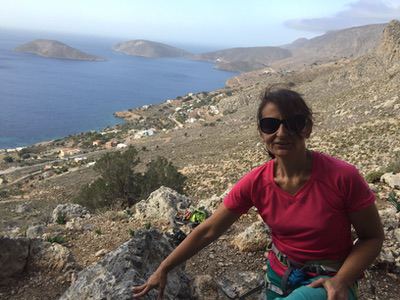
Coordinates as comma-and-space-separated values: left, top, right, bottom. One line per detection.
232, 221, 269, 252
52, 204, 90, 223
394, 228, 400, 244
95, 249, 108, 257
0, 237, 30, 284
28, 239, 75, 273
376, 20, 400, 65
197, 188, 230, 213
15, 203, 31, 214
381, 172, 400, 189
216, 271, 264, 299
65, 218, 94, 232
134, 186, 191, 225
60, 229, 193, 300
191, 275, 220, 300
26, 225, 46, 238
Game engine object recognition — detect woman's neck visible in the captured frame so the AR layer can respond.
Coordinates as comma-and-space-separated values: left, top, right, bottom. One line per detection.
274, 150, 312, 178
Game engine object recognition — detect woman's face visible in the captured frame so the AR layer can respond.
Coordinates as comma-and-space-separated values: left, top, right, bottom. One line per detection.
260, 102, 311, 159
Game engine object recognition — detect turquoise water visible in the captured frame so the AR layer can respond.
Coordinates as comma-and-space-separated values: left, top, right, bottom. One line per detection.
0, 30, 234, 148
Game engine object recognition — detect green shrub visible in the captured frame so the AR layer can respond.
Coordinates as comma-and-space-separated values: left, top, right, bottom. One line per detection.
95, 229, 102, 235
0, 189, 9, 198
74, 147, 186, 210
3, 156, 14, 163
387, 191, 400, 212
47, 236, 65, 244
365, 170, 384, 183
142, 156, 186, 196
56, 213, 67, 225
20, 153, 31, 160
128, 229, 135, 237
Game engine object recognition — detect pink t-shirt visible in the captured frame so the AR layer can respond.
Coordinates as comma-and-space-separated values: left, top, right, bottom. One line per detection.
224, 151, 375, 275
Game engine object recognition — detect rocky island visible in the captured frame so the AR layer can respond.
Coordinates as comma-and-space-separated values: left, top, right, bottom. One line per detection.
112, 39, 191, 58
15, 39, 105, 61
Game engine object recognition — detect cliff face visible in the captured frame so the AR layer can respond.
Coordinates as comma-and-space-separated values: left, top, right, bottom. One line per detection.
112, 40, 191, 58
376, 20, 400, 65
15, 39, 104, 61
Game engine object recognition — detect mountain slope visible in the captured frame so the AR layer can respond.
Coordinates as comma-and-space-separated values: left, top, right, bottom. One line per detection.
194, 46, 291, 72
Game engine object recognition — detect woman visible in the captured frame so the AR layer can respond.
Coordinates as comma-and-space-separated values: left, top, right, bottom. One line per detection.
133, 87, 384, 300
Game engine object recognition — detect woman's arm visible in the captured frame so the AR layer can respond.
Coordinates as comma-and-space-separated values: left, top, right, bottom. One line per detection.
133, 203, 241, 299
310, 204, 384, 299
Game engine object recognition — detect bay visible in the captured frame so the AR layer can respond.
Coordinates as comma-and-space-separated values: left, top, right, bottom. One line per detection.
0, 29, 234, 149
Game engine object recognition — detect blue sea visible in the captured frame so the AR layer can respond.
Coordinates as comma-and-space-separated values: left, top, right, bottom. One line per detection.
0, 29, 234, 149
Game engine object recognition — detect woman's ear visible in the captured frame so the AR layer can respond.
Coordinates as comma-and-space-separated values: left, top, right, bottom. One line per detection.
302, 123, 312, 138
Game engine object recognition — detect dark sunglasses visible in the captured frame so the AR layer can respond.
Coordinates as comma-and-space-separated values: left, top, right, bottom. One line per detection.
259, 115, 307, 134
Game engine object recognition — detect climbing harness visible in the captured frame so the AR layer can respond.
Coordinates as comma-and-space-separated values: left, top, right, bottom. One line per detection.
266, 242, 341, 296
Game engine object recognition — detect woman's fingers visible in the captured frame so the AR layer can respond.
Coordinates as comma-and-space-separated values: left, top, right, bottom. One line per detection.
307, 277, 326, 288
132, 283, 147, 293
133, 284, 151, 298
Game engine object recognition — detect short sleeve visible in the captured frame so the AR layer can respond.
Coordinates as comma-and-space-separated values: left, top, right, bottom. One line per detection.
223, 172, 254, 215
343, 166, 375, 212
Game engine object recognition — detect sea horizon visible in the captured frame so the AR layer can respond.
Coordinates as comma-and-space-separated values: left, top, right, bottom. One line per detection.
0, 29, 235, 149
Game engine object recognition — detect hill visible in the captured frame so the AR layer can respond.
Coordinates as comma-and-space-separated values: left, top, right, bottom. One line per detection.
193, 46, 291, 72
112, 39, 191, 58
274, 22, 387, 70
15, 39, 104, 61
196, 23, 386, 72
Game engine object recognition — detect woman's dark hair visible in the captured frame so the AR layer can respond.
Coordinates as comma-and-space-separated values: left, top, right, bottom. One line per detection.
257, 86, 313, 158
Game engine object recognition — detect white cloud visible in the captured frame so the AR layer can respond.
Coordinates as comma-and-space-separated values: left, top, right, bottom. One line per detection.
285, 0, 400, 32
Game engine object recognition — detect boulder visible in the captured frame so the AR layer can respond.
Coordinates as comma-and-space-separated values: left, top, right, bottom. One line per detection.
28, 239, 75, 273
232, 221, 269, 252
197, 188, 230, 213
134, 186, 191, 225
0, 237, 30, 284
381, 172, 400, 189
26, 225, 46, 238
52, 204, 90, 223
65, 218, 94, 232
60, 229, 193, 300
0, 236, 76, 286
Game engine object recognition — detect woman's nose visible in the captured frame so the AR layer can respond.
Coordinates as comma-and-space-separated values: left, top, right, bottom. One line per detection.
276, 123, 289, 136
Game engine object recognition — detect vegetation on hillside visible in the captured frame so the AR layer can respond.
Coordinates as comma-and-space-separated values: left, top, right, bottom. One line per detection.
75, 146, 186, 210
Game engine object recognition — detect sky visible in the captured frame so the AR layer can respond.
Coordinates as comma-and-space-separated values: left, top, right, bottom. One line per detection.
1, 0, 400, 49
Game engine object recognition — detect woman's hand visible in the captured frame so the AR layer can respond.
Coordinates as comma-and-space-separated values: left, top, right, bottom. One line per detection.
132, 268, 168, 299
308, 276, 349, 300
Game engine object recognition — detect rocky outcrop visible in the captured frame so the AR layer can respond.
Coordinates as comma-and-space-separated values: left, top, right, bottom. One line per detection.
381, 172, 400, 189
0, 238, 30, 284
60, 229, 193, 300
113, 40, 191, 58
15, 39, 104, 61
52, 203, 90, 223
231, 221, 269, 252
0, 237, 75, 285
134, 186, 191, 225
376, 20, 400, 65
